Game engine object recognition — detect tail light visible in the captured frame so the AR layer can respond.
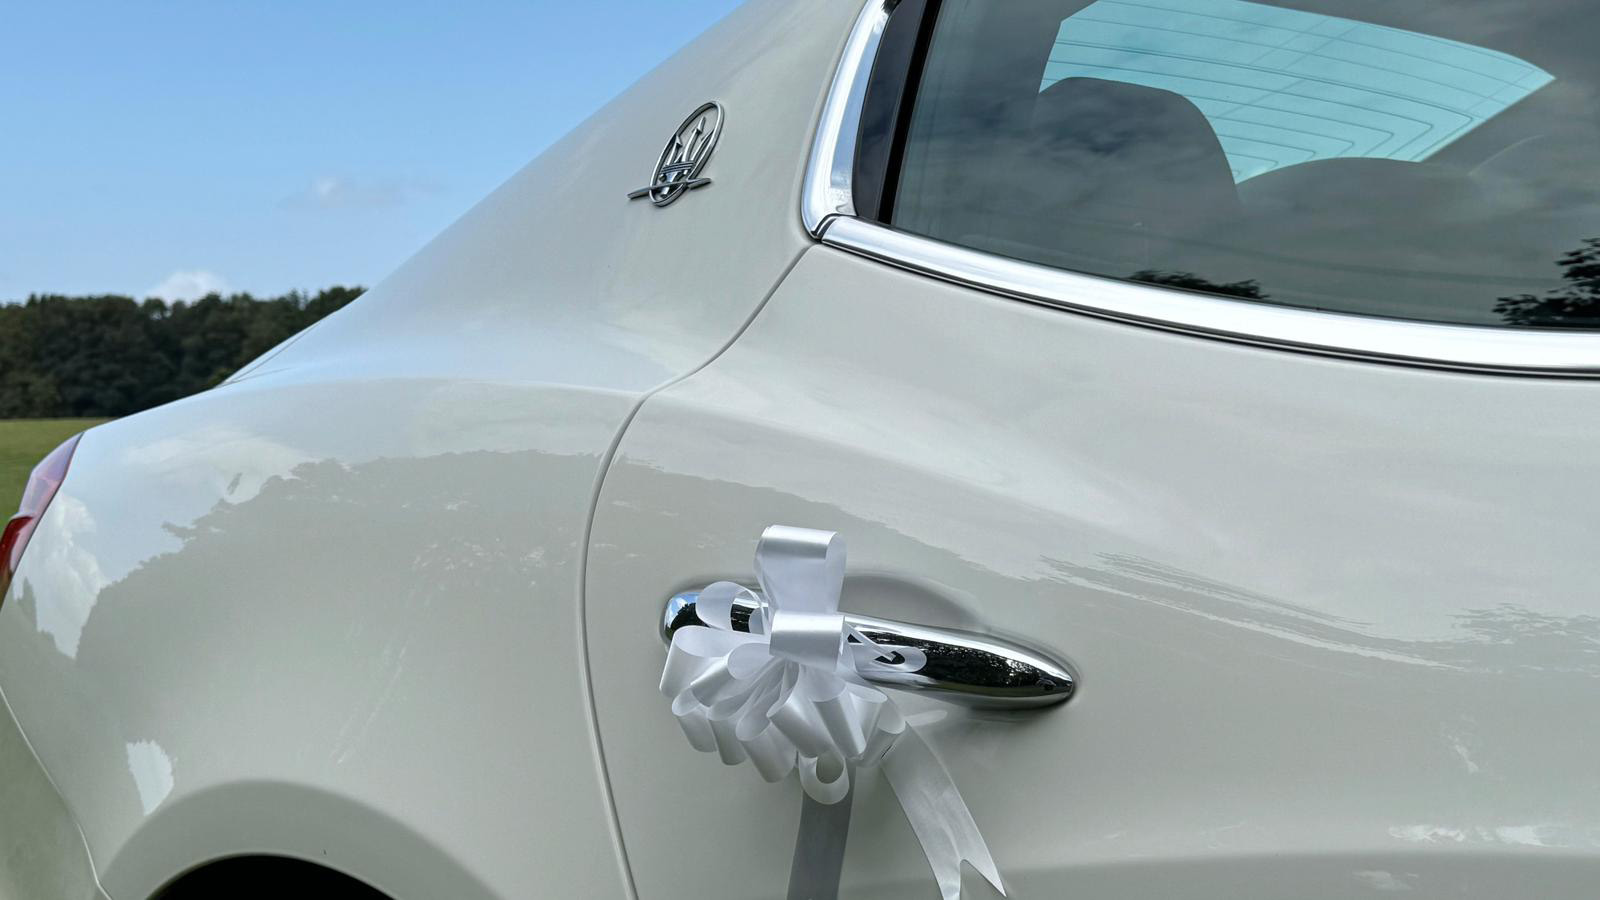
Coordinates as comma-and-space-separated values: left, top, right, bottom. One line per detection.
0, 433, 82, 605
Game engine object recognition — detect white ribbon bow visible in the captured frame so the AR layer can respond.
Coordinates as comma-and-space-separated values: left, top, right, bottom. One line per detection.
660, 525, 1005, 900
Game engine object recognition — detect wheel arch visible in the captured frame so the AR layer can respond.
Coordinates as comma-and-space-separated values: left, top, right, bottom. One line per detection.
109, 780, 496, 900
151, 855, 390, 899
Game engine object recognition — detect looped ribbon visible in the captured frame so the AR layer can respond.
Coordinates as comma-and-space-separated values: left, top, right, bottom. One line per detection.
660, 525, 1005, 900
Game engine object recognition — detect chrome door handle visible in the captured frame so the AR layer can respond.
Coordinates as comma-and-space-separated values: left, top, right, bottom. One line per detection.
662, 591, 1075, 708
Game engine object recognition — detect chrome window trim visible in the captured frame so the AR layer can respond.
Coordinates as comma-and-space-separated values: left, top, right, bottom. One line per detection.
800, 0, 1600, 377
802, 0, 891, 235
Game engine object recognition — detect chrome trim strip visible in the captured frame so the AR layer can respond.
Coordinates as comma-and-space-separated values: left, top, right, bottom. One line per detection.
799, 0, 1600, 377
801, 0, 892, 236
825, 218, 1600, 376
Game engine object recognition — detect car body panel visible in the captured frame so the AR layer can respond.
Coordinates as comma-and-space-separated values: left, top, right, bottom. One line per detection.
585, 245, 1600, 898
0, 0, 851, 894
0, 691, 104, 900
1, 378, 628, 900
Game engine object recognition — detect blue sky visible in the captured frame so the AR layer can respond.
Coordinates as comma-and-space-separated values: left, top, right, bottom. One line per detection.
0, 0, 743, 301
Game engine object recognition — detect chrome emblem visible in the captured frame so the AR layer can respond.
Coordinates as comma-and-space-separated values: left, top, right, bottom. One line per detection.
628, 101, 723, 207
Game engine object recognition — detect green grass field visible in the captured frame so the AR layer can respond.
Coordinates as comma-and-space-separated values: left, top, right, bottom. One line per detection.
0, 419, 108, 516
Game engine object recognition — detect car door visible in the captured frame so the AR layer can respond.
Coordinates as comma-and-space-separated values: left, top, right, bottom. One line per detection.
586, 1, 1600, 898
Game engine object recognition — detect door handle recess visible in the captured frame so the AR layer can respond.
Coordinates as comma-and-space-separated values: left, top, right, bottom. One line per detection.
662, 591, 1075, 709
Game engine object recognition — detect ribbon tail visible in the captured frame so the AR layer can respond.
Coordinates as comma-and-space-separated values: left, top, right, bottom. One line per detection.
787, 766, 855, 900
881, 729, 1006, 900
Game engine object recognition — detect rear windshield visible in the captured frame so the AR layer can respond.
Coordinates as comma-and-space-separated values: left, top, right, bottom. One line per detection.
891, 0, 1600, 327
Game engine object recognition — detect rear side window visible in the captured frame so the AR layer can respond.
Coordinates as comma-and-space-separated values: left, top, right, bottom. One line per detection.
880, 0, 1600, 328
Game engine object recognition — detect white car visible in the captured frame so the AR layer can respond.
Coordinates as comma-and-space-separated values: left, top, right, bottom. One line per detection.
6, 0, 1600, 897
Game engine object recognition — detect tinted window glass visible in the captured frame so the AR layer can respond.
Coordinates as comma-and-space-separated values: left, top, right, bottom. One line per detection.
890, 0, 1600, 328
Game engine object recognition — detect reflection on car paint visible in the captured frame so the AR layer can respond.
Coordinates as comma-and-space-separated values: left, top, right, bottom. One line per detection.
124, 740, 175, 815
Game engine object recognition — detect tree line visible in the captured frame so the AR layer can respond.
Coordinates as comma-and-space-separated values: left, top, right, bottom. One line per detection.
0, 287, 363, 419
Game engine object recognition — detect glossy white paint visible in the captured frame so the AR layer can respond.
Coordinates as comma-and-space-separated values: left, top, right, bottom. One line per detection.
4, 0, 1597, 896
0, 691, 105, 899
586, 246, 1600, 898
0, 0, 855, 895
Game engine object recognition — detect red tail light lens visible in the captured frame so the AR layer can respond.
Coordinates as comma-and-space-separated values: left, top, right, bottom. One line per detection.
0, 433, 82, 604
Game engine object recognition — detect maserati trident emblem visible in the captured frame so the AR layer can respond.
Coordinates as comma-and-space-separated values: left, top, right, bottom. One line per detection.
627, 101, 723, 207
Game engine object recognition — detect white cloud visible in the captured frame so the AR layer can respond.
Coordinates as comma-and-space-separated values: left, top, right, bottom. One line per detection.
282, 174, 442, 211
144, 269, 232, 301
